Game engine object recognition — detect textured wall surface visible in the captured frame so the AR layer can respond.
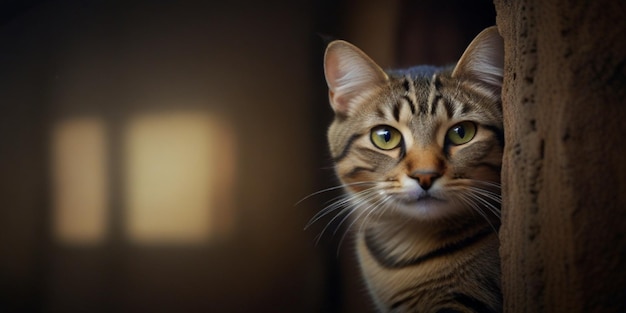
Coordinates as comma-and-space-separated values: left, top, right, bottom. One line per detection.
494, 0, 626, 311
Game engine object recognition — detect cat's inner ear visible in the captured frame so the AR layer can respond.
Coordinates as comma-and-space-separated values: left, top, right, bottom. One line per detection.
324, 40, 388, 116
452, 27, 504, 92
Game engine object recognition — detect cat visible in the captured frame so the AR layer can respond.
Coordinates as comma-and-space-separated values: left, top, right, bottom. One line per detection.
320, 27, 504, 312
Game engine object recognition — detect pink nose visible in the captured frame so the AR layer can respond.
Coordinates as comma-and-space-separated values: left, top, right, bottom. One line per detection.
410, 170, 441, 190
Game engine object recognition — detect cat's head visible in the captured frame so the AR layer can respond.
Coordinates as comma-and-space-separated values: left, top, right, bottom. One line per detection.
323, 27, 504, 221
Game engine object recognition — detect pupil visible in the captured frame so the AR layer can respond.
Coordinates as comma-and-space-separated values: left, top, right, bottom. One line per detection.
383, 130, 391, 142
455, 126, 465, 138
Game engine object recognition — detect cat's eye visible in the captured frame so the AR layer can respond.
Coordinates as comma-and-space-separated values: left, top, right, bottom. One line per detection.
370, 125, 402, 150
446, 121, 477, 145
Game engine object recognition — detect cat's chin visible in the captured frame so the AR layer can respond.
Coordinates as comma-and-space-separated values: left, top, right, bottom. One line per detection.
393, 196, 461, 220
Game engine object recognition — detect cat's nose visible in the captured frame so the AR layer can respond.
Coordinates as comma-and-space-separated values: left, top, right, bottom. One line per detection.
410, 170, 442, 190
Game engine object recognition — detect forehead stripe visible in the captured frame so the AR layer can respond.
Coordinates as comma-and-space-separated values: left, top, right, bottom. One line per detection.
443, 98, 455, 119
401, 95, 416, 115
403, 75, 418, 115
418, 99, 428, 115
430, 94, 442, 116
393, 102, 401, 122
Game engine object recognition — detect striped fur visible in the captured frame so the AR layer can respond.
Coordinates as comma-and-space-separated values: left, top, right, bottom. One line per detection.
322, 27, 504, 312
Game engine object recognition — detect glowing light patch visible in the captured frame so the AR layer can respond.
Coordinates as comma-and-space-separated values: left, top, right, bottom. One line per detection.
52, 118, 108, 245
124, 113, 236, 244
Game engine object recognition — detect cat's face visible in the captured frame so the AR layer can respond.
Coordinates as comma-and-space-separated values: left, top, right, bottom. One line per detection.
324, 28, 504, 221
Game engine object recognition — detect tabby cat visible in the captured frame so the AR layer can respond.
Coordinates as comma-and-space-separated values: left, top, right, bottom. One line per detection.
320, 27, 504, 312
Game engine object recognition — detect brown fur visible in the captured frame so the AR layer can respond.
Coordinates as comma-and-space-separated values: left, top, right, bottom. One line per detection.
322, 27, 504, 312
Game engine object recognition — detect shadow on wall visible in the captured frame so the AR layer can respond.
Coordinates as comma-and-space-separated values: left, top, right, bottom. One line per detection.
0, 0, 496, 312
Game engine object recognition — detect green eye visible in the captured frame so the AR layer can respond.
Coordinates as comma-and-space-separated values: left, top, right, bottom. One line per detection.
371, 126, 402, 150
447, 121, 477, 145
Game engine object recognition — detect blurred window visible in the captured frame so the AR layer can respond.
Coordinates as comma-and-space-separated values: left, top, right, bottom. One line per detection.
52, 113, 236, 245
124, 113, 235, 244
51, 118, 109, 245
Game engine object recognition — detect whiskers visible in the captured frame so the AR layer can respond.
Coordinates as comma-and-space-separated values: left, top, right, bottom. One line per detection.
298, 181, 391, 251
452, 180, 502, 233
299, 179, 503, 251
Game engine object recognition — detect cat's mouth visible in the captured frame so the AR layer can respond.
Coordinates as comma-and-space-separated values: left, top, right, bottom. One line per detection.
399, 192, 446, 205
391, 190, 457, 219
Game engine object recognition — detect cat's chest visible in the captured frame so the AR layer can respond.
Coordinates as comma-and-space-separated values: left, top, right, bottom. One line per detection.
355, 229, 450, 310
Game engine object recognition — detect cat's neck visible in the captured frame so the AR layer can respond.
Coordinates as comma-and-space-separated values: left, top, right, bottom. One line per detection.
359, 213, 499, 269
364, 211, 496, 236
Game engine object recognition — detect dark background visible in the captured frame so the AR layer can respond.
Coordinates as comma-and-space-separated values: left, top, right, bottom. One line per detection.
0, 0, 494, 312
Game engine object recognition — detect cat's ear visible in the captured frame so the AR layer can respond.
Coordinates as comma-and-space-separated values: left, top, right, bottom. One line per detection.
324, 40, 388, 116
452, 26, 504, 92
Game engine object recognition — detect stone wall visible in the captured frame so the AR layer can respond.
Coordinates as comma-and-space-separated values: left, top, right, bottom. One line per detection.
494, 0, 626, 311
